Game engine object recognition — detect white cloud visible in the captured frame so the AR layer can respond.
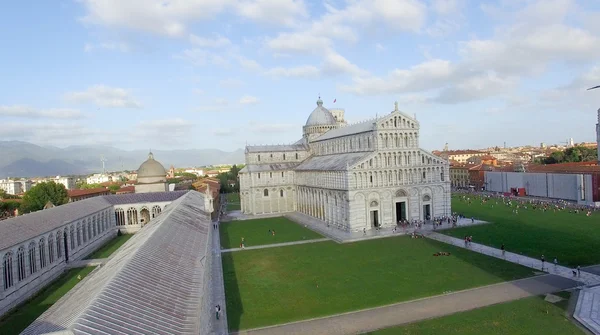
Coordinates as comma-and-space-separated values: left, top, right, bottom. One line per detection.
235, 0, 308, 27
195, 98, 229, 112
174, 48, 231, 67
134, 118, 195, 144
375, 43, 385, 52
321, 51, 366, 76
239, 95, 260, 104
264, 65, 320, 78
431, 0, 462, 15
1, 122, 113, 146
426, 19, 461, 37
236, 56, 263, 71
433, 72, 517, 104
84, 41, 131, 52
265, 32, 331, 55
79, 0, 231, 37
189, 34, 232, 48
0, 106, 85, 119
219, 78, 245, 89
64, 85, 142, 108
341, 59, 457, 95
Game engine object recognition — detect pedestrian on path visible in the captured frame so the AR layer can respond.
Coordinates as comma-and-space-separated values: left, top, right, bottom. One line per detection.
577, 265, 581, 277
363, 228, 366, 236
553, 257, 558, 270
500, 243, 505, 256
215, 305, 221, 320
541, 255, 545, 271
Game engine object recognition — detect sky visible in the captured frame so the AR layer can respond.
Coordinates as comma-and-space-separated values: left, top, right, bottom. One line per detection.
1, 0, 600, 152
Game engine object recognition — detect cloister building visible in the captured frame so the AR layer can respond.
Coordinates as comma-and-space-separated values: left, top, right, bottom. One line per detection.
0, 189, 193, 317
239, 99, 451, 232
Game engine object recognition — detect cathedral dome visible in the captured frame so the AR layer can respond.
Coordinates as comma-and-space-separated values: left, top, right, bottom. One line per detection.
137, 152, 167, 180
305, 98, 336, 126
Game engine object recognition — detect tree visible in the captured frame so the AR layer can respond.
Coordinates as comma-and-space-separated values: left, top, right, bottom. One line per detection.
108, 184, 120, 193
20, 181, 68, 213
538, 146, 598, 164
175, 172, 199, 180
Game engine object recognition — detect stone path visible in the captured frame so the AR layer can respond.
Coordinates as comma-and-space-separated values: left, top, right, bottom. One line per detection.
65, 258, 107, 269
286, 212, 489, 244
211, 219, 229, 334
574, 286, 600, 334
425, 232, 600, 286
234, 275, 579, 335
222, 238, 330, 253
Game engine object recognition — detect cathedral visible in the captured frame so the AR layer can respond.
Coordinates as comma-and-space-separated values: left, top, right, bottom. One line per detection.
239, 98, 451, 232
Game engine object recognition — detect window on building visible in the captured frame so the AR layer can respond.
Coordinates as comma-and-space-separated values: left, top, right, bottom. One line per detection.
39, 238, 46, 269
441, 172, 444, 181
422, 171, 426, 180
70, 227, 75, 250
370, 176, 373, 183
3, 252, 14, 290
17, 247, 26, 282
258, 173, 261, 179
48, 235, 54, 264
422, 156, 425, 164
281, 172, 284, 177
283, 154, 286, 160
264, 189, 269, 197
270, 154, 273, 158
28, 242, 36, 274
280, 190, 284, 197
270, 172, 272, 178
258, 154, 261, 161
295, 153, 298, 159
56, 231, 62, 259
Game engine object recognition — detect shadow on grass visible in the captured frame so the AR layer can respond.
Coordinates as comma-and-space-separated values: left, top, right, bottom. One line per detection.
221, 251, 243, 331
220, 224, 232, 250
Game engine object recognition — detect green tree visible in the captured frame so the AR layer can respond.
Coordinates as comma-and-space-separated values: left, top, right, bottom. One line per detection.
539, 146, 597, 164
108, 184, 121, 193
175, 172, 199, 180
21, 181, 68, 213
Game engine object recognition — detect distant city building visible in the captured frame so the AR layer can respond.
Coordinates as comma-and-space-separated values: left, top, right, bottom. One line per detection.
54, 176, 76, 190
135, 152, 168, 193
449, 161, 469, 188
18, 180, 32, 192
86, 173, 111, 185
436, 150, 489, 164
0, 180, 22, 195
67, 188, 111, 202
184, 168, 205, 176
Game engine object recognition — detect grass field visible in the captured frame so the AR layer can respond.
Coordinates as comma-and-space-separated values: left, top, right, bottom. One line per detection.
225, 193, 240, 211
222, 236, 534, 330
219, 217, 322, 249
370, 292, 581, 335
0, 267, 96, 335
83, 234, 133, 260
444, 195, 600, 267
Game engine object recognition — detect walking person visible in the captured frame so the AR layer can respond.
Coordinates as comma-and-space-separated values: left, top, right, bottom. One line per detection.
553, 257, 558, 270
500, 243, 505, 257
541, 255, 545, 271
215, 305, 220, 320
577, 265, 581, 277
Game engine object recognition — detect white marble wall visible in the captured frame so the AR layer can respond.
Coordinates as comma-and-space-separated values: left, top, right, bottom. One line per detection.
113, 201, 171, 233
0, 208, 115, 316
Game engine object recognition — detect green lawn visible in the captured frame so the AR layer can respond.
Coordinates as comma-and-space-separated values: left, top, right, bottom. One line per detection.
369, 292, 582, 335
222, 236, 534, 330
0, 267, 96, 335
444, 195, 600, 267
219, 217, 322, 249
225, 193, 240, 211
83, 234, 133, 260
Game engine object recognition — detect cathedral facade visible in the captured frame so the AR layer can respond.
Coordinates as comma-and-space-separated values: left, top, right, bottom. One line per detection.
239, 99, 451, 232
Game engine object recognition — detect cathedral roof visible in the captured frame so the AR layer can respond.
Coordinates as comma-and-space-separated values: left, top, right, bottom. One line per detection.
240, 163, 300, 173
137, 152, 167, 179
246, 144, 307, 153
312, 117, 380, 142
295, 152, 371, 171
305, 98, 337, 126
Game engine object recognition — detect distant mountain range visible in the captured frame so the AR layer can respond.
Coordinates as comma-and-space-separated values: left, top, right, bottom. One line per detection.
0, 141, 245, 178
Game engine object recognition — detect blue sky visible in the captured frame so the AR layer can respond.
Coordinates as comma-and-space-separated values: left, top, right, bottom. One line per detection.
1, 0, 599, 152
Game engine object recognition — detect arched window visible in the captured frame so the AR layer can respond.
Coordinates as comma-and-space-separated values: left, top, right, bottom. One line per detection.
87, 221, 92, 240
48, 234, 54, 264
283, 154, 286, 160
263, 189, 269, 197
92, 217, 97, 237
77, 223, 82, 246
152, 205, 161, 218
295, 152, 299, 159
82, 223, 87, 243
127, 208, 138, 225
17, 247, 26, 282
270, 172, 272, 178
39, 238, 47, 269
28, 242, 36, 274
281, 171, 284, 178
258, 154, 261, 161
280, 190, 284, 197
56, 231, 62, 259
115, 208, 125, 226
70, 226, 75, 250
3, 252, 14, 290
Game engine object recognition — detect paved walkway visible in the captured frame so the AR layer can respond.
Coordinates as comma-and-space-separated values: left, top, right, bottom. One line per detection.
574, 286, 600, 335
286, 212, 489, 244
426, 232, 600, 286
234, 275, 579, 335
222, 238, 330, 253
211, 211, 229, 334
66, 258, 107, 269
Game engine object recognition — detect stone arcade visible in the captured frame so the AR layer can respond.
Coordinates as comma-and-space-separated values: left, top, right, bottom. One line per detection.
239, 99, 451, 232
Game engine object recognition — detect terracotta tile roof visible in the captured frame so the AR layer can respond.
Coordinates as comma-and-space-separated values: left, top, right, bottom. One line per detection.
68, 188, 110, 198
115, 186, 135, 194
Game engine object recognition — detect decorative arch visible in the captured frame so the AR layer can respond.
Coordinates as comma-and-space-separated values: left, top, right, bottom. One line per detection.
263, 189, 269, 197
56, 230, 63, 259
370, 200, 379, 207
395, 189, 408, 197
28, 242, 37, 274
39, 238, 47, 269
151, 205, 162, 218
17, 246, 26, 282
423, 194, 431, 201
140, 207, 151, 225
3, 252, 14, 290
127, 207, 138, 225
48, 233, 55, 264
115, 208, 125, 226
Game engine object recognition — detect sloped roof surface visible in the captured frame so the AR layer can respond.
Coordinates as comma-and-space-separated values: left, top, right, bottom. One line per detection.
21, 191, 211, 335
313, 119, 378, 141
246, 144, 308, 153
102, 190, 188, 205
240, 163, 300, 173
295, 152, 371, 171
